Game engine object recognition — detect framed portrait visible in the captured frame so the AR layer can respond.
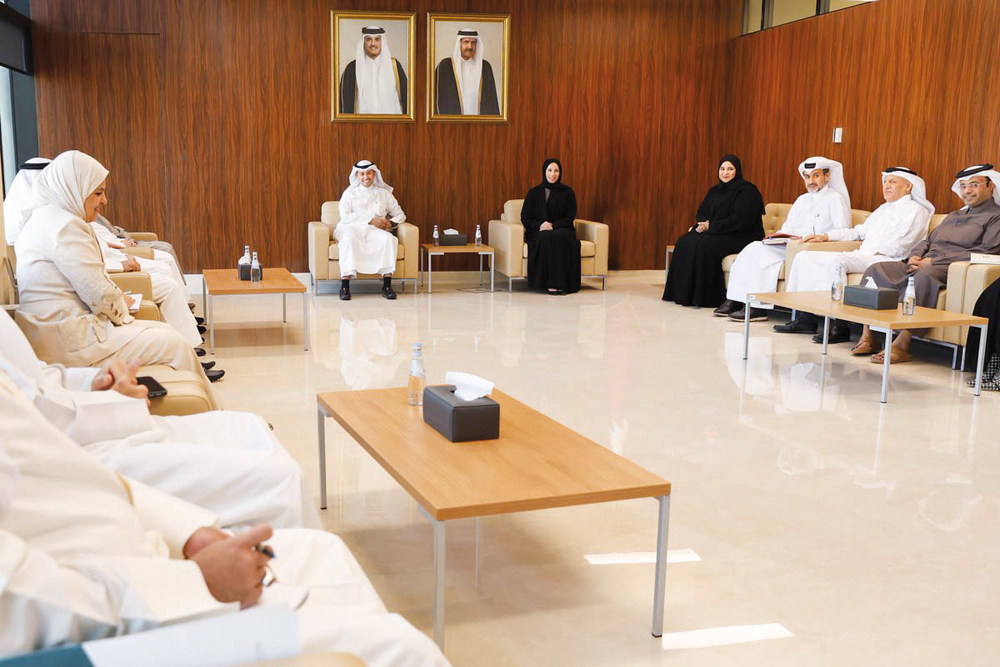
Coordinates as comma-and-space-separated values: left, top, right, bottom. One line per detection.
331, 10, 416, 122
427, 13, 510, 123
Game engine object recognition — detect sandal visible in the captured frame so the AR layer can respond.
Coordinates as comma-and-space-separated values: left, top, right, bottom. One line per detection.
871, 348, 913, 364
851, 339, 878, 356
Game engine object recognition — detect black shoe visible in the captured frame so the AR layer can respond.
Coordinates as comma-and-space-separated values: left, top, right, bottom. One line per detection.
195, 347, 206, 357
773, 318, 817, 334
382, 283, 397, 300
195, 316, 205, 325
201, 361, 216, 371
206, 369, 225, 382
339, 284, 351, 300
197, 324, 207, 335
813, 324, 852, 344
730, 307, 769, 322
713, 300, 740, 317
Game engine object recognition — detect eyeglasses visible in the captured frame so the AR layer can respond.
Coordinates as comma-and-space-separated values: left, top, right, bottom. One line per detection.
959, 181, 989, 190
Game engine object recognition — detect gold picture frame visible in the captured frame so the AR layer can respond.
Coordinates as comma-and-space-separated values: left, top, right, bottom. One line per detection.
331, 10, 416, 122
427, 13, 510, 123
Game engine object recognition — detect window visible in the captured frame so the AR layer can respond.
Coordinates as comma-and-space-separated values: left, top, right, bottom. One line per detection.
743, 0, 878, 34
0, 66, 14, 195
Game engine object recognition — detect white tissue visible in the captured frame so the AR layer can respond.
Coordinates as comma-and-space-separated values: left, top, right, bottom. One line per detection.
863, 277, 878, 289
444, 228, 460, 235
446, 371, 494, 401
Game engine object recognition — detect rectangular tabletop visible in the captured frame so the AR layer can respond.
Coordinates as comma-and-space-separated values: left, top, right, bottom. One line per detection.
203, 267, 307, 295
749, 291, 988, 329
421, 243, 494, 254
317, 387, 670, 521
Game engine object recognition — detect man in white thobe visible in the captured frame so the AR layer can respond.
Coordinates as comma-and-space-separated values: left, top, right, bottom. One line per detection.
0, 374, 451, 667
0, 309, 317, 530
775, 167, 933, 342
336, 160, 405, 301
721, 156, 852, 322
338, 26, 407, 115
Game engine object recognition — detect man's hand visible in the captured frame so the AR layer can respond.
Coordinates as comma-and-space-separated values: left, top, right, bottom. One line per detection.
123, 238, 139, 247
695, 221, 710, 233
907, 255, 932, 270
368, 217, 392, 231
190, 524, 274, 608
109, 242, 126, 250
802, 233, 829, 243
539, 222, 554, 231
92, 358, 149, 403
121, 256, 141, 272
183, 526, 228, 559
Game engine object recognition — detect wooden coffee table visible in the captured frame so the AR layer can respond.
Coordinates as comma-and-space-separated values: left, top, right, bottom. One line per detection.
419, 243, 494, 293
316, 387, 672, 649
746, 291, 989, 403
201, 268, 309, 353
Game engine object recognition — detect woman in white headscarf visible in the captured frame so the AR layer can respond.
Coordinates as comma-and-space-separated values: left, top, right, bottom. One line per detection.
13, 151, 214, 392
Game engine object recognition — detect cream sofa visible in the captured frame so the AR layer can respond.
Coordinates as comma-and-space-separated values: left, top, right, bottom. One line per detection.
487, 199, 609, 291
307, 201, 418, 294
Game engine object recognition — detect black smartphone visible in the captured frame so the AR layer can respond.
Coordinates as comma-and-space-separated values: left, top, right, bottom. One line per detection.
136, 375, 168, 399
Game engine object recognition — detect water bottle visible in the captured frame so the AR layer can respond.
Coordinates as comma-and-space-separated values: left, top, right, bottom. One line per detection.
250, 251, 261, 283
475, 224, 483, 247
238, 245, 251, 266
903, 276, 916, 316
830, 265, 845, 301
432, 225, 440, 247
407, 343, 426, 406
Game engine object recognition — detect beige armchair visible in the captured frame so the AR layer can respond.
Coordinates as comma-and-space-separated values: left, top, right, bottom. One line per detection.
487, 199, 609, 291
308, 201, 419, 294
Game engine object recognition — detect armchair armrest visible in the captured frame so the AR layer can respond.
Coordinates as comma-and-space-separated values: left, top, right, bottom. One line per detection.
134, 299, 161, 321
488, 219, 524, 278
128, 232, 159, 242
396, 222, 419, 279
785, 240, 862, 277
575, 219, 609, 276
110, 272, 154, 301
123, 246, 154, 259
308, 221, 332, 281
944, 261, 972, 314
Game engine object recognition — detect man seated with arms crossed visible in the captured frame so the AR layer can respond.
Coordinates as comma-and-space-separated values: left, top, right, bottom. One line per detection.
0, 371, 450, 666
336, 160, 405, 301
851, 164, 1000, 363
718, 156, 851, 322
775, 167, 934, 343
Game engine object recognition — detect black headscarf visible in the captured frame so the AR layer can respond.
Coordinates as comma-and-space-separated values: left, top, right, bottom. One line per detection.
541, 158, 570, 192
716, 154, 744, 189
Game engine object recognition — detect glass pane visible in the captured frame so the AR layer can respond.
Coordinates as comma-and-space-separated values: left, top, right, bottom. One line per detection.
771, 0, 817, 27
744, 0, 765, 34
0, 66, 14, 195
829, 0, 877, 10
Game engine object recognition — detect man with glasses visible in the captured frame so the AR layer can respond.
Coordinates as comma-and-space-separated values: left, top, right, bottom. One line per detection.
851, 164, 1000, 363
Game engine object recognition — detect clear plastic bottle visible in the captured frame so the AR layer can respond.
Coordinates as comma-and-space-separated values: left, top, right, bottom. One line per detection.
432, 225, 440, 247
238, 245, 251, 266
903, 275, 916, 316
250, 251, 262, 283
475, 224, 482, 247
830, 265, 845, 301
407, 343, 426, 406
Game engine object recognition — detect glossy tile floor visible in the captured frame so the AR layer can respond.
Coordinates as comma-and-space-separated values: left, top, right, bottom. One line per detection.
201, 272, 1000, 666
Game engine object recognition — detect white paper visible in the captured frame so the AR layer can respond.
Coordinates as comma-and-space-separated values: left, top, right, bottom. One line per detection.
863, 277, 878, 289
125, 293, 142, 312
83, 606, 300, 667
443, 228, 460, 235
445, 371, 494, 401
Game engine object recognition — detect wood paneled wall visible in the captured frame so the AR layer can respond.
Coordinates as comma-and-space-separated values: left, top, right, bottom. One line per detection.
726, 0, 1000, 216
30, 0, 742, 273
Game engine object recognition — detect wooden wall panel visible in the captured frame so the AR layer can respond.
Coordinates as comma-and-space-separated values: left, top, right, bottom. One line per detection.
726, 0, 1000, 216
31, 0, 742, 272
33, 32, 166, 234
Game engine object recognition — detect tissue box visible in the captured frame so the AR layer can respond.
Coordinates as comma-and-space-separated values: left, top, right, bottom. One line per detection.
844, 285, 898, 310
439, 233, 468, 246
422, 385, 499, 442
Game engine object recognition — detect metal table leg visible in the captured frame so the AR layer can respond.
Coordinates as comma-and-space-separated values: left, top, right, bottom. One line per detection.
742, 298, 751, 360
201, 276, 207, 321
417, 505, 446, 648
874, 326, 892, 403
821, 316, 830, 355
479, 253, 483, 287
428, 253, 433, 294
209, 294, 215, 354
974, 324, 987, 396
317, 406, 327, 510
419, 247, 423, 289
490, 252, 494, 292
651, 495, 671, 637
303, 293, 310, 352
282, 293, 286, 323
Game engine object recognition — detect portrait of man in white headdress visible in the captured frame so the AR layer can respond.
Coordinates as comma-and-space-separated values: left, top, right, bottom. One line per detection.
332, 13, 414, 120
429, 15, 509, 120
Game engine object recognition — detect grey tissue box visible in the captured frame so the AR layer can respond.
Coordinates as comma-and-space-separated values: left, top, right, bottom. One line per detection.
439, 233, 468, 246
844, 285, 898, 310
423, 385, 500, 442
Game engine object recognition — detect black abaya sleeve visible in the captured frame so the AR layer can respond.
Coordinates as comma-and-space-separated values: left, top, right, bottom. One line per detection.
695, 189, 714, 223
707, 186, 765, 237
521, 187, 543, 241
551, 189, 577, 230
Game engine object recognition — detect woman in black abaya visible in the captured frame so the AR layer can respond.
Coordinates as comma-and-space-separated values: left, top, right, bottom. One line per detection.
521, 159, 581, 294
663, 155, 765, 308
